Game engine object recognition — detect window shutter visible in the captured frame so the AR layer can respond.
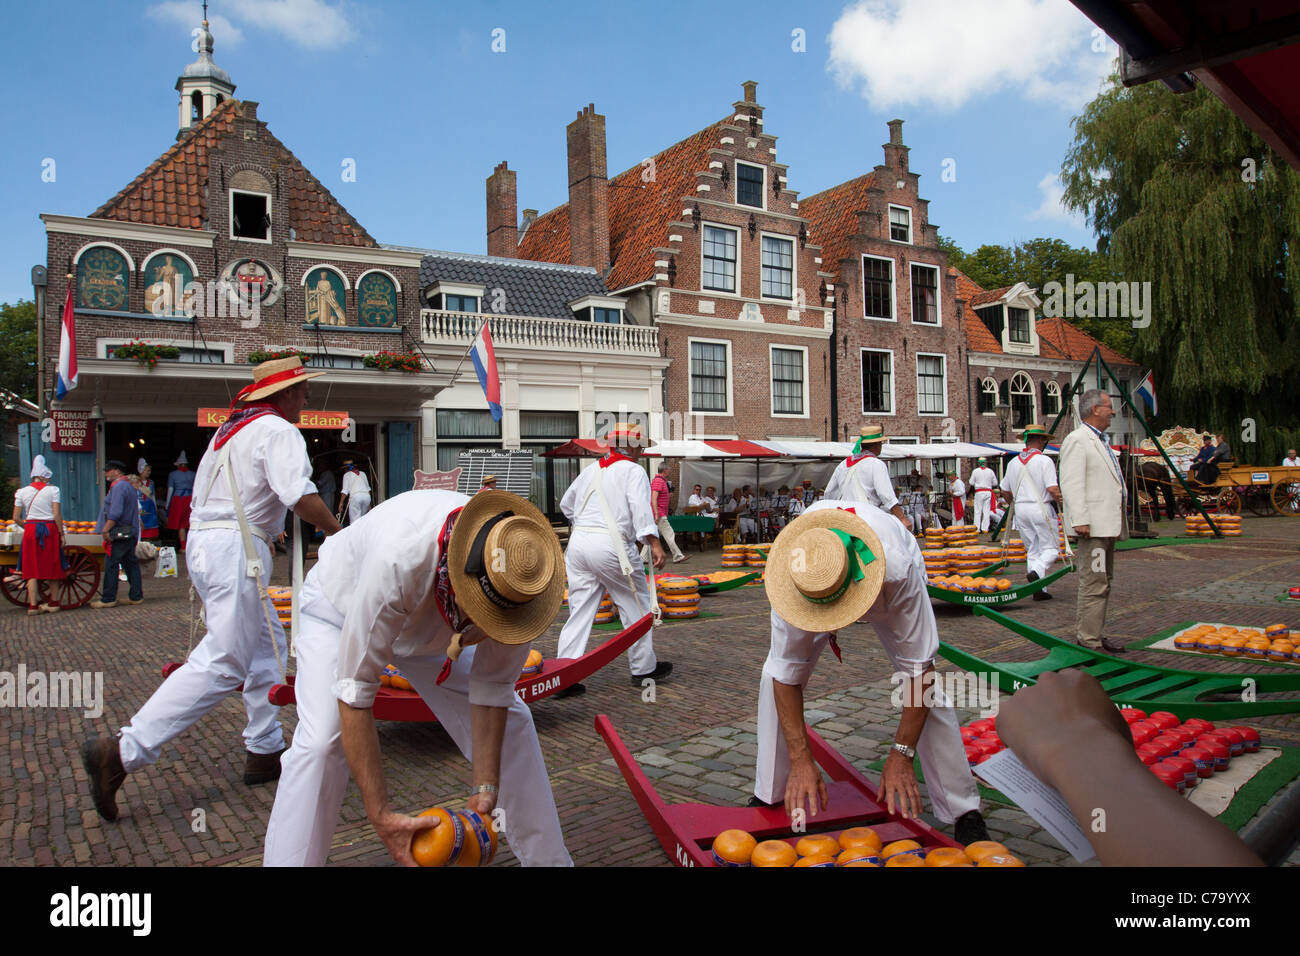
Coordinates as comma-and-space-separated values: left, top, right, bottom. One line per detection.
999, 379, 1009, 405
1040, 380, 1049, 412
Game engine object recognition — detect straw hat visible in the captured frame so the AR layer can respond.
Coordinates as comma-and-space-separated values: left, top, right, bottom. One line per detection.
606, 423, 646, 452
447, 490, 565, 645
765, 507, 887, 632
857, 424, 888, 444
1020, 423, 1056, 443
234, 356, 325, 404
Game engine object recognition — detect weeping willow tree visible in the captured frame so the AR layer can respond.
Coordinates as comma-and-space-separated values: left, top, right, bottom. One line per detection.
1061, 78, 1300, 463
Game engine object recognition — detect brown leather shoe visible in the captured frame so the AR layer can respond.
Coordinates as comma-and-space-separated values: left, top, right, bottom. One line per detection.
81, 736, 126, 821
244, 747, 287, 785
1101, 638, 1128, 654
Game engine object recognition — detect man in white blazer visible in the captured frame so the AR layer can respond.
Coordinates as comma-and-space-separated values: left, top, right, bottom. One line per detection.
1058, 389, 1128, 653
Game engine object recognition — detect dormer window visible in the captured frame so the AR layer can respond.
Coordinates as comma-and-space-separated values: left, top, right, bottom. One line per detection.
426, 281, 487, 313
593, 307, 622, 324
889, 206, 911, 243
737, 162, 764, 209
568, 294, 628, 325
1008, 306, 1031, 343
446, 293, 479, 312
230, 190, 271, 242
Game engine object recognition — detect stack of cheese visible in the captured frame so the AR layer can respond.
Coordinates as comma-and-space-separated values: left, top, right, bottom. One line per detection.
710, 825, 1023, 867
923, 527, 946, 550
1216, 514, 1242, 536
1175, 623, 1298, 662
657, 576, 700, 619
947, 548, 989, 576
594, 591, 618, 625
1002, 537, 1027, 562
921, 550, 950, 579
721, 544, 749, 568
267, 586, 293, 628
930, 575, 1012, 594
943, 524, 977, 548
1119, 707, 1261, 795
746, 544, 771, 568
64, 520, 97, 535
1184, 514, 1213, 536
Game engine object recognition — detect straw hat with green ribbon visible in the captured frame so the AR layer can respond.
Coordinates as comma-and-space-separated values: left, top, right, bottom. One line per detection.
852, 424, 889, 454
765, 507, 888, 632
1020, 423, 1056, 443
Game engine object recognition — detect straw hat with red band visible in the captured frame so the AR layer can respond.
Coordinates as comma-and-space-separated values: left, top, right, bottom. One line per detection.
605, 423, 647, 451
447, 489, 565, 645
765, 507, 887, 632
233, 356, 325, 405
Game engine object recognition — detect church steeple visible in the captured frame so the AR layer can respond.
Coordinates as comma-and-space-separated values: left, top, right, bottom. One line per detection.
176, 1, 235, 133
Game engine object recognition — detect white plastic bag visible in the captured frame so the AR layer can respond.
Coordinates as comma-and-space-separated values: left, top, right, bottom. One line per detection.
136, 539, 158, 562
155, 546, 178, 578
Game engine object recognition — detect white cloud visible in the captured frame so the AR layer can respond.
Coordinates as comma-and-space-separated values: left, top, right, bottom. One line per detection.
149, 2, 245, 48
827, 0, 1115, 113
1027, 173, 1085, 229
148, 0, 354, 52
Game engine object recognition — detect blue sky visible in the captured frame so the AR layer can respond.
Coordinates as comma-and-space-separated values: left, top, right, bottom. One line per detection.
0, 0, 1115, 305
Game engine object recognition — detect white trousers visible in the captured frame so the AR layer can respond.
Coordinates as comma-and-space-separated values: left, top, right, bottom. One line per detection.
557, 529, 657, 676
1015, 507, 1059, 579
973, 490, 994, 532
753, 578, 980, 825
347, 493, 371, 524
263, 578, 572, 867
119, 528, 286, 771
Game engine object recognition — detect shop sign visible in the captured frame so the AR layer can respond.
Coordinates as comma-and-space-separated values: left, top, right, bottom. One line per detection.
198, 408, 350, 430
51, 410, 94, 452
413, 468, 461, 491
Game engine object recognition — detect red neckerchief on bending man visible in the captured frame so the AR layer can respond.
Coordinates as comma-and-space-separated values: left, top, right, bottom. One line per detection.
434, 507, 471, 685
213, 402, 286, 450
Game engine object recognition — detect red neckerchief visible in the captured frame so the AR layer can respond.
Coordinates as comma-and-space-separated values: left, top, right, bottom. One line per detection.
1018, 448, 1042, 464
176, 465, 189, 472
600, 452, 634, 468
30, 480, 48, 490
844, 451, 876, 468
214, 402, 285, 450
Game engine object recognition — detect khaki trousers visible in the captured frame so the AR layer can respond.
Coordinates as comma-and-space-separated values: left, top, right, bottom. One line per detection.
1076, 536, 1116, 649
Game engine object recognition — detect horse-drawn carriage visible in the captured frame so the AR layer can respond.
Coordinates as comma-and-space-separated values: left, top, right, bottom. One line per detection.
1137, 458, 1300, 518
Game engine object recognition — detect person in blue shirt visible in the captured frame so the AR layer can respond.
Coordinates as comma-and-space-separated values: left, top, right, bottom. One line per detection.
166, 451, 195, 550
91, 460, 143, 607
1190, 435, 1216, 484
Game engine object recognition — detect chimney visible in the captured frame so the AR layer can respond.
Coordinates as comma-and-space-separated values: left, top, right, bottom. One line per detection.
567, 104, 610, 272
520, 208, 538, 236
742, 80, 757, 103
884, 118, 909, 175
486, 161, 518, 257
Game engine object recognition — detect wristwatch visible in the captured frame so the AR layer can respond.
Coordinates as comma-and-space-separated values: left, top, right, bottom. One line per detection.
891, 742, 916, 760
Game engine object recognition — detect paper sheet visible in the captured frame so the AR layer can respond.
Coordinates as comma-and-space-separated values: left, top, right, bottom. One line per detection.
973, 749, 1097, 862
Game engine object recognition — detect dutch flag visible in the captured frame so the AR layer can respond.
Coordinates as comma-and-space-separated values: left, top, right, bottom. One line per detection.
55, 284, 78, 401
470, 319, 502, 422
1135, 369, 1157, 417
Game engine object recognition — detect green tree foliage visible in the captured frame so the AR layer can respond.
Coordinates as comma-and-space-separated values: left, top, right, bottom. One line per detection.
1061, 78, 1300, 463
0, 299, 39, 489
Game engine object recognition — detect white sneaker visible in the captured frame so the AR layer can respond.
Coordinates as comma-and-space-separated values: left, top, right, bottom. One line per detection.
672, 554, 688, 563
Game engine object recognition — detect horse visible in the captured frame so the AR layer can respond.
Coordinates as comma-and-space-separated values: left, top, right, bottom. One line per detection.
1135, 459, 1180, 521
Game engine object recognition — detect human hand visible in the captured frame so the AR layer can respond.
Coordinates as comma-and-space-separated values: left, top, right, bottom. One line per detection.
880, 750, 923, 819
1074, 525, 1090, 536
466, 788, 498, 818
996, 670, 1130, 787
372, 808, 440, 867
651, 539, 666, 570
784, 756, 828, 819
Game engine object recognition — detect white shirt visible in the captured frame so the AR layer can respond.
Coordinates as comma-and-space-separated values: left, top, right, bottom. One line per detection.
190, 415, 316, 537
341, 469, 371, 497
312, 490, 529, 710
951, 479, 966, 499
970, 466, 998, 493
14, 483, 60, 520
1002, 451, 1059, 509
560, 458, 658, 548
824, 454, 898, 511
687, 493, 706, 508
1284, 457, 1300, 467
788, 497, 805, 517
723, 497, 742, 513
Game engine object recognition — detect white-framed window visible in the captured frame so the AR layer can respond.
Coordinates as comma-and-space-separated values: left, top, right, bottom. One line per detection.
862, 254, 895, 321
736, 161, 765, 209
910, 262, 940, 325
770, 345, 808, 417
860, 348, 894, 415
230, 189, 272, 242
978, 376, 998, 414
916, 353, 947, 415
760, 234, 794, 300
1008, 306, 1031, 343
888, 205, 912, 244
1010, 371, 1034, 428
1042, 379, 1062, 416
885, 436, 917, 480
702, 224, 738, 293
689, 337, 732, 414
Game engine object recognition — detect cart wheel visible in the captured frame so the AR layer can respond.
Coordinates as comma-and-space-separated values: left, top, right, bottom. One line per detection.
1, 567, 31, 607
1216, 488, 1242, 515
1247, 488, 1274, 516
1175, 496, 1198, 518
1273, 479, 1300, 517
49, 547, 101, 609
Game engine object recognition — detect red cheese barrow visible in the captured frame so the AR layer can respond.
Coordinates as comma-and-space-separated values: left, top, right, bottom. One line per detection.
161, 613, 652, 722
596, 714, 961, 867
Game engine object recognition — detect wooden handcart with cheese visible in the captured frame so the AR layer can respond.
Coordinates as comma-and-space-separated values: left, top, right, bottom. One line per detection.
597, 714, 967, 867
941, 606, 1300, 719
924, 556, 1075, 607
0, 520, 105, 610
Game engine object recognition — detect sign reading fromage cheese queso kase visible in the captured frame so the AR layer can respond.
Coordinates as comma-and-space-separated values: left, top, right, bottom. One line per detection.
198, 408, 350, 430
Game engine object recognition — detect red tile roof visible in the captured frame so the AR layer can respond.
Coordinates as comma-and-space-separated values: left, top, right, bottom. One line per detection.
92, 100, 375, 247
798, 173, 876, 276
950, 267, 1136, 366
516, 119, 730, 291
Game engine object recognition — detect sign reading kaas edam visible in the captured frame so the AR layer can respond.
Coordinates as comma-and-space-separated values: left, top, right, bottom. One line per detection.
198, 408, 350, 430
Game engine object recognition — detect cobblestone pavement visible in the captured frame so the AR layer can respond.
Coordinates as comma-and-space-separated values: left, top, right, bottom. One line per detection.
3, 518, 1299, 867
